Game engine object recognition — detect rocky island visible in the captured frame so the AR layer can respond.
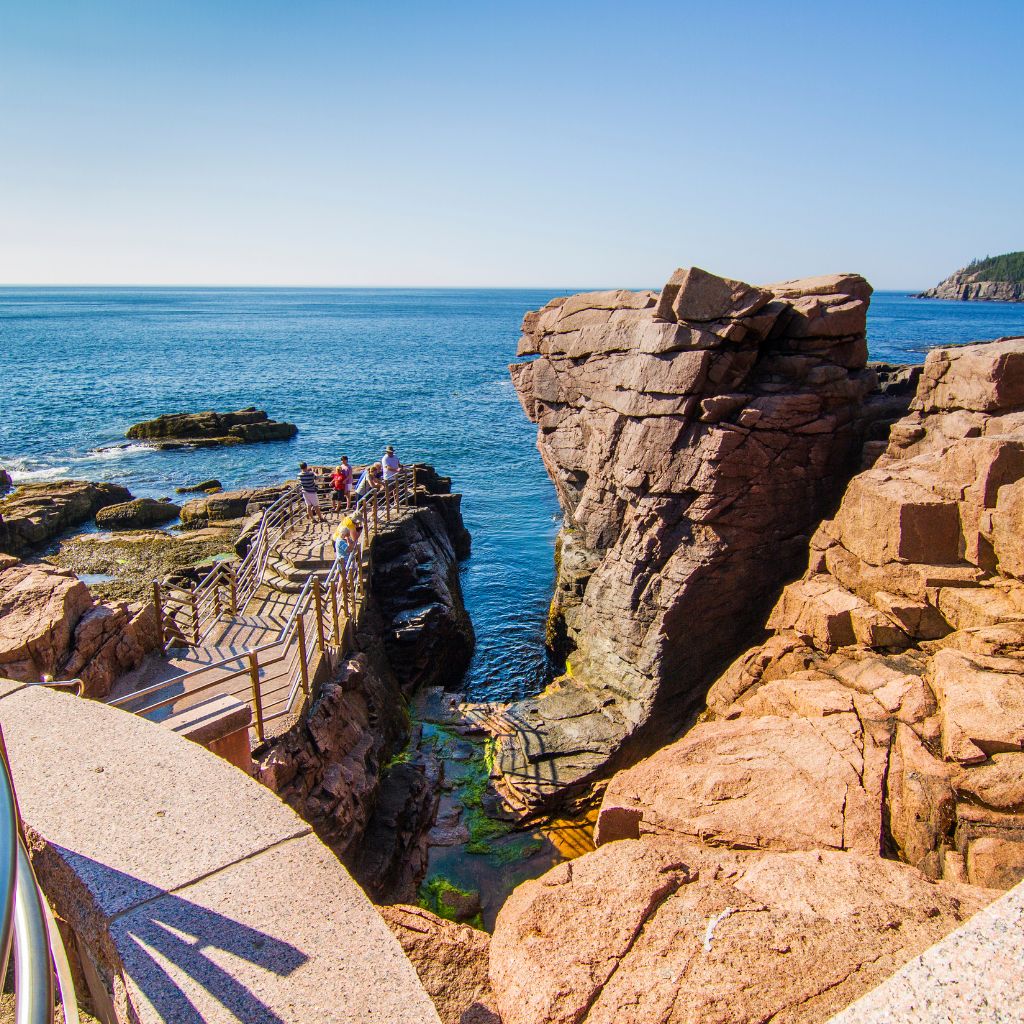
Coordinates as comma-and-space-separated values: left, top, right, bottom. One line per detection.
126, 406, 298, 447
918, 251, 1024, 302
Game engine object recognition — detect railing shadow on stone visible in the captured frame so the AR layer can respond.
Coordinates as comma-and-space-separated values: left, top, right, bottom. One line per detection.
57, 850, 308, 1024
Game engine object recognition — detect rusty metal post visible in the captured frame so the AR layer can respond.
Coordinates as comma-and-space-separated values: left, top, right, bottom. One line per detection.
313, 583, 325, 652
152, 579, 166, 651
296, 614, 310, 697
371, 493, 378, 533
248, 652, 265, 742
340, 563, 351, 617
189, 587, 200, 644
228, 565, 238, 615
330, 580, 341, 645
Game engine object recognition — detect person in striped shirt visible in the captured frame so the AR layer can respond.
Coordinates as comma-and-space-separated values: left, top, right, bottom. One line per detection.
297, 462, 322, 523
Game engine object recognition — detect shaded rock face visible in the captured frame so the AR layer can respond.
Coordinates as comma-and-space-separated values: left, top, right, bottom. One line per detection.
126, 407, 298, 447
373, 501, 475, 692
381, 905, 500, 1024
94, 497, 181, 530
502, 267, 909, 813
255, 495, 473, 901
0, 561, 160, 697
0, 480, 132, 556
599, 337, 1024, 890
488, 839, 993, 1024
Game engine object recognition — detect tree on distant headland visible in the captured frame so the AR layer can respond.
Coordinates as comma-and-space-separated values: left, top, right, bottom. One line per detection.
963, 251, 1024, 283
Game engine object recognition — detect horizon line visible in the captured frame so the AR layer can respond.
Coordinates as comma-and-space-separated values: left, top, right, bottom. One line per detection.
0, 282, 928, 292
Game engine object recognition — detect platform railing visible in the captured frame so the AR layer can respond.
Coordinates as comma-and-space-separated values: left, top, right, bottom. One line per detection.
115, 467, 416, 741
0, 727, 79, 1024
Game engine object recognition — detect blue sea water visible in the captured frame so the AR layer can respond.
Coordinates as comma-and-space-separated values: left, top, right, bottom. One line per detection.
2, 288, 1023, 702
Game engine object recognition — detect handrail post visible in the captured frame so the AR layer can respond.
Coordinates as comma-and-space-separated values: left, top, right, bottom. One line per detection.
365, 500, 373, 541
228, 565, 238, 616
412, 465, 417, 505
340, 563, 351, 616
152, 580, 166, 652
296, 614, 310, 697
248, 652, 265, 742
330, 581, 341, 646
189, 586, 200, 645
385, 481, 391, 522
313, 583, 325, 652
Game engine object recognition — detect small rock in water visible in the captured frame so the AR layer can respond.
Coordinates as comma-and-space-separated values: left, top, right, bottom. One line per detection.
175, 478, 223, 494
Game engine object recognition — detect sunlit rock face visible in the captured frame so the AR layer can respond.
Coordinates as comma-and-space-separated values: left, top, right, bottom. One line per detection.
501, 266, 908, 813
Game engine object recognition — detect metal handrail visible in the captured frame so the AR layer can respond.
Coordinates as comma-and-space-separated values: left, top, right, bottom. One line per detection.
118, 467, 417, 736
0, 728, 79, 1024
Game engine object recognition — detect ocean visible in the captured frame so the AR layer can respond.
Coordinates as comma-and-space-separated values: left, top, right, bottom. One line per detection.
2, 288, 1023, 703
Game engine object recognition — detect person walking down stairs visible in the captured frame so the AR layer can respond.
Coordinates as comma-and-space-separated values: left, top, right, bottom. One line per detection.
297, 462, 323, 524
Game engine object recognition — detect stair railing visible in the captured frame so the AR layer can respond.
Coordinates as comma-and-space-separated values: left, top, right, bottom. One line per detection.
0, 727, 80, 1024
118, 467, 417, 742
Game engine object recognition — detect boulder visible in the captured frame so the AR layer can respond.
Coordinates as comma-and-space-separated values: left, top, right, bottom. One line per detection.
380, 905, 499, 1024
0, 468, 11, 494
495, 266, 913, 813
95, 497, 181, 530
126, 407, 298, 448
0, 560, 159, 695
175, 478, 222, 494
489, 839, 993, 1024
178, 485, 287, 528
690, 336, 1024, 889
0, 480, 132, 555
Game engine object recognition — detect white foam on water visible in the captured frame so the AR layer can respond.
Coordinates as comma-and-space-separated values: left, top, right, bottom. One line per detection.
78, 443, 155, 461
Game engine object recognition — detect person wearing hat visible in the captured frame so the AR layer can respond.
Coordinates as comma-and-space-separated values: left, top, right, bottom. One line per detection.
381, 445, 402, 506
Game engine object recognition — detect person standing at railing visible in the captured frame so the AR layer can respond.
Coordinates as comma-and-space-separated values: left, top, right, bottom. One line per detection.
297, 462, 323, 524
354, 461, 383, 499
330, 457, 353, 513
381, 445, 402, 508
333, 515, 361, 558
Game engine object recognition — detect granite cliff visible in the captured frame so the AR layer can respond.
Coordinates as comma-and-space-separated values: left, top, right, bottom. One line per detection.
596, 336, 1024, 891
499, 267, 914, 813
918, 251, 1024, 302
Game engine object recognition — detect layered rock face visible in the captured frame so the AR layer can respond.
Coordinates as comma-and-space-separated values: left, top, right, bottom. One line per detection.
126, 407, 298, 447
919, 268, 1024, 302
598, 337, 1024, 891
502, 267, 907, 812
0, 560, 160, 697
0, 480, 132, 555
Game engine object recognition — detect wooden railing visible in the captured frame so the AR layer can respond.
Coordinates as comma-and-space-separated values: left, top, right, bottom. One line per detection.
111, 467, 417, 742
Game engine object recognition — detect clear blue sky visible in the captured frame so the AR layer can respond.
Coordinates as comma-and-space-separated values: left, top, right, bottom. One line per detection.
1, 0, 1021, 289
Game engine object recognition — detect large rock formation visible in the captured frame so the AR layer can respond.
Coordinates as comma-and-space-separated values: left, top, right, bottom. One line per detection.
488, 839, 994, 1024
255, 490, 473, 901
918, 252, 1024, 302
0, 560, 160, 697
499, 267, 910, 813
0, 480, 132, 555
94, 496, 181, 529
126, 406, 298, 447
598, 336, 1024, 891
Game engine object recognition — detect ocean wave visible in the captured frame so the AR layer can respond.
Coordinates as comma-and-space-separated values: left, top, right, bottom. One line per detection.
78, 443, 154, 461
7, 463, 72, 483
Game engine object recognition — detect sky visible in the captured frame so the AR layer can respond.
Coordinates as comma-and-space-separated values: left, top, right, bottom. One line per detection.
0, 0, 1022, 289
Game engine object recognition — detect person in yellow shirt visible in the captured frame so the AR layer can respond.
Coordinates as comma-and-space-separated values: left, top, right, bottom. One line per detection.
333, 515, 361, 559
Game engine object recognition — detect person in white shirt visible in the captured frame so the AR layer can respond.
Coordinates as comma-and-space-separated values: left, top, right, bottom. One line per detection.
381, 445, 401, 505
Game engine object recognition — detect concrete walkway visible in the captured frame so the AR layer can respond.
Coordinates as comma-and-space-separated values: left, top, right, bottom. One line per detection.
0, 678, 441, 1024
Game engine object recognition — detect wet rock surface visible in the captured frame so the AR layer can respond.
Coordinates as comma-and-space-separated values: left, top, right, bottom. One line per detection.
599, 337, 1024, 891
0, 480, 132, 555
498, 267, 914, 813
125, 406, 298, 447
